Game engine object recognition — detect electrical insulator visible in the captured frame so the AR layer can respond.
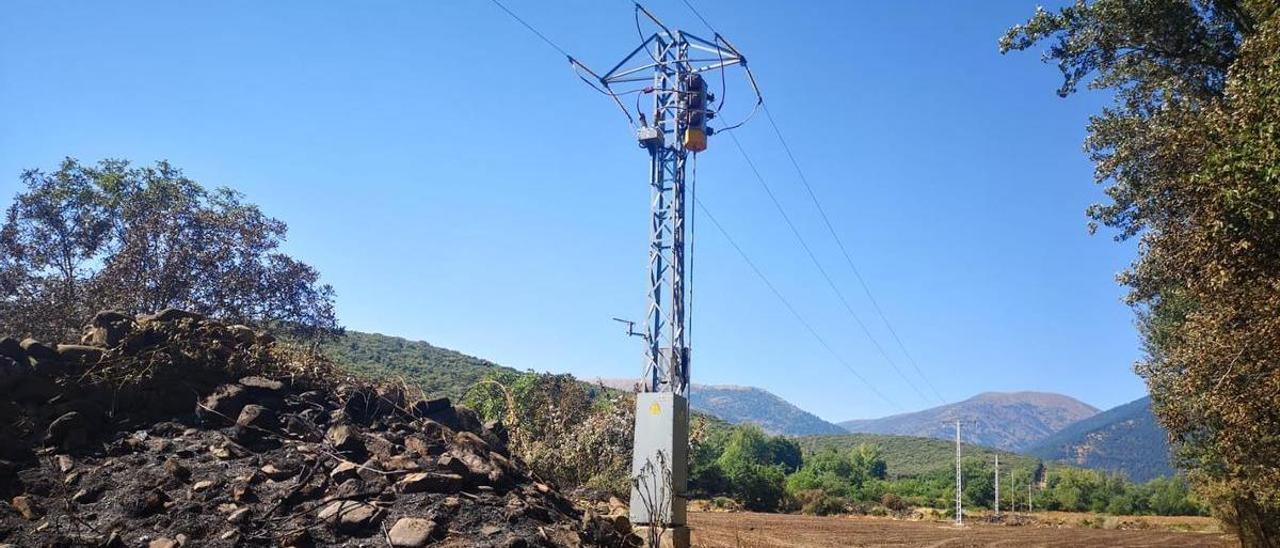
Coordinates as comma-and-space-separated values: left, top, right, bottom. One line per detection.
681, 74, 708, 152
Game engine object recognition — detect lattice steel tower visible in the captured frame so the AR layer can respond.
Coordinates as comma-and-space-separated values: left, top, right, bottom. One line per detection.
580, 5, 758, 544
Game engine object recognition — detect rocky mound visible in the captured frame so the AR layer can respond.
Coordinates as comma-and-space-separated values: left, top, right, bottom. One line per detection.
0, 310, 634, 547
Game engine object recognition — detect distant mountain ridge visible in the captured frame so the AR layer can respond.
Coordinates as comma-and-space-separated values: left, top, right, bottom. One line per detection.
593, 379, 846, 436
840, 391, 1099, 451
1025, 396, 1173, 482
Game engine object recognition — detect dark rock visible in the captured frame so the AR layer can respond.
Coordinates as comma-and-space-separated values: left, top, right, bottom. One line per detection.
163, 457, 191, 481
239, 376, 283, 392
82, 311, 135, 347
46, 411, 90, 451
410, 397, 451, 418
330, 462, 360, 484
0, 356, 24, 389
56, 344, 104, 366
236, 404, 275, 429
120, 489, 168, 517
397, 471, 463, 494
20, 338, 62, 374
0, 337, 26, 363
197, 384, 248, 423
228, 325, 257, 345
326, 424, 365, 456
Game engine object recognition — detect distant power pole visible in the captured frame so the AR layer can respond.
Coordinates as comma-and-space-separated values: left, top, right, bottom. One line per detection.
994, 453, 1000, 518
954, 420, 962, 526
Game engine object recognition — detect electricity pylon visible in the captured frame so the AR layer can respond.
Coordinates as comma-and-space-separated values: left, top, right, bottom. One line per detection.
581, 4, 759, 544
955, 420, 963, 526
994, 452, 1000, 518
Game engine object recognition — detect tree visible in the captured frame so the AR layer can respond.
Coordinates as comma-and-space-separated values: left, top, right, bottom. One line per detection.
1, 158, 337, 339
714, 425, 788, 511
1002, 2, 1280, 542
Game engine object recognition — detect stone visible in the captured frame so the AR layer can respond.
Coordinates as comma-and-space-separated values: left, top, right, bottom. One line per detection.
197, 384, 248, 423
164, 457, 190, 481
238, 376, 282, 392
397, 472, 463, 494
227, 507, 251, 524
139, 308, 205, 324
12, 495, 40, 520
330, 461, 360, 483
71, 486, 101, 504
56, 455, 75, 473
0, 337, 26, 363
260, 463, 297, 481
437, 454, 470, 476
45, 411, 89, 451
326, 424, 365, 455
404, 435, 435, 457
387, 517, 437, 547
55, 343, 103, 364
236, 404, 275, 429
228, 325, 257, 345
316, 500, 381, 532
82, 311, 135, 347
410, 397, 451, 418
19, 338, 58, 362
148, 538, 180, 548
192, 480, 216, 492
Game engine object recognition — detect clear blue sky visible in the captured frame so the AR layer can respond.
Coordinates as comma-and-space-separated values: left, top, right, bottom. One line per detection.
0, 1, 1144, 422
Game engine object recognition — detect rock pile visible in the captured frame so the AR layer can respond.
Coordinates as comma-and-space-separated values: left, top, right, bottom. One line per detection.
0, 310, 637, 547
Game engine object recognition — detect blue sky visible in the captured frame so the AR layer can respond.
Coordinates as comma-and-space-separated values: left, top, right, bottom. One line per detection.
0, 1, 1144, 422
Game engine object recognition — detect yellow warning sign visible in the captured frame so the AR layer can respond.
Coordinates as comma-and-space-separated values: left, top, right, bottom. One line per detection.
649, 402, 662, 415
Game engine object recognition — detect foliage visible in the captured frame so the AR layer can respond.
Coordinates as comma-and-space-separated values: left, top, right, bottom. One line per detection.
462, 370, 633, 494
0, 158, 336, 340
796, 433, 1040, 478
1003, 1, 1280, 541
316, 330, 515, 399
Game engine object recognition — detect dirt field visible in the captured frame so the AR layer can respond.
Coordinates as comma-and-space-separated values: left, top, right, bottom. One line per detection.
688, 511, 1236, 548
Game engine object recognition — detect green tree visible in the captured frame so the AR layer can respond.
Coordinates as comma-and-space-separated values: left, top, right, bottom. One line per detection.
714, 425, 788, 511
1003, 2, 1280, 542
1, 158, 337, 339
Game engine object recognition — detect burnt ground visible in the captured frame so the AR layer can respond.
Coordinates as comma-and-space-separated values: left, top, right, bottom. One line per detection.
0, 310, 636, 547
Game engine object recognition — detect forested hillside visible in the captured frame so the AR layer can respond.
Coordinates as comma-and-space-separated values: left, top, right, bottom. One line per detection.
316, 330, 517, 398
796, 433, 1040, 478
689, 385, 846, 436
1027, 397, 1173, 482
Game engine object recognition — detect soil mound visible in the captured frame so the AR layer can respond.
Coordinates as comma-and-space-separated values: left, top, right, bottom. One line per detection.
0, 310, 632, 547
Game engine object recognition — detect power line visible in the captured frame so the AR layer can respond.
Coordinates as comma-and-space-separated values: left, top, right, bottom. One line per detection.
487, 0, 573, 60
762, 105, 946, 403
678, 0, 718, 36
695, 197, 898, 410
727, 130, 934, 405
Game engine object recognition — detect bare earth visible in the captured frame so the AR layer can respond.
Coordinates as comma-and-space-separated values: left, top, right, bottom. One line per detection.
688, 511, 1236, 548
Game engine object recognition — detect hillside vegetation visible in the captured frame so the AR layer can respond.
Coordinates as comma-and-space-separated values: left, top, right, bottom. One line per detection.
688, 385, 846, 436
840, 391, 1098, 451
1028, 396, 1172, 482
316, 330, 517, 399
796, 433, 1040, 479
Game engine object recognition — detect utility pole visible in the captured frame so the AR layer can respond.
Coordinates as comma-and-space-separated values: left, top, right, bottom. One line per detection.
586, 5, 758, 546
994, 453, 1000, 519
955, 420, 962, 526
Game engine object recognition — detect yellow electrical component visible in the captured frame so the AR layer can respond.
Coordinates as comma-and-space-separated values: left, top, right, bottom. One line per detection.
683, 128, 707, 152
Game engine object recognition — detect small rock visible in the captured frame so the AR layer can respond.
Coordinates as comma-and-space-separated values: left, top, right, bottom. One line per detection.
330, 461, 360, 483
148, 538, 180, 548
56, 455, 75, 473
480, 524, 503, 537
326, 424, 365, 455
55, 344, 103, 366
236, 404, 275, 429
410, 397, 451, 418
103, 532, 127, 548
71, 487, 101, 504
11, 495, 41, 520
192, 480, 217, 492
239, 376, 282, 392
227, 507, 251, 524
139, 308, 205, 324
316, 500, 381, 532
387, 517, 437, 547
45, 411, 89, 451
397, 472, 463, 494
163, 457, 190, 481
197, 384, 247, 423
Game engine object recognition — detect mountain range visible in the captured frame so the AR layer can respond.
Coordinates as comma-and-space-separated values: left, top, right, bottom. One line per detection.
839, 391, 1100, 451
318, 330, 1173, 481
